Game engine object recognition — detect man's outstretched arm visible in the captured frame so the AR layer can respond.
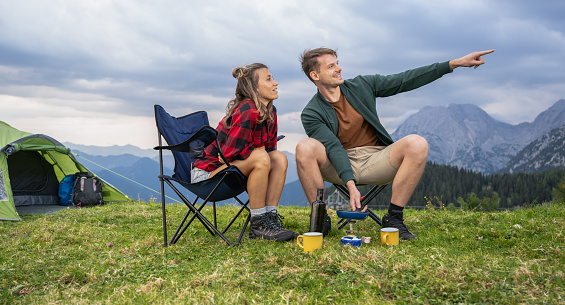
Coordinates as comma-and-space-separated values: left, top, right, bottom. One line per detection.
449, 49, 494, 70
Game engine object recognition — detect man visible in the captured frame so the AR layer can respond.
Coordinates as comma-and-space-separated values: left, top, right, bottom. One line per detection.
296, 48, 494, 239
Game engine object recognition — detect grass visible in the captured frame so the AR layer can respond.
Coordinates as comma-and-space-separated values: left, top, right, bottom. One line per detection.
1, 201, 564, 304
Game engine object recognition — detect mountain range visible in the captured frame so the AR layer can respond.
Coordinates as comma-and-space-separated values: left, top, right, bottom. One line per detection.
391, 99, 565, 174
500, 124, 565, 173
69, 151, 174, 202
69, 148, 307, 205
65, 99, 565, 203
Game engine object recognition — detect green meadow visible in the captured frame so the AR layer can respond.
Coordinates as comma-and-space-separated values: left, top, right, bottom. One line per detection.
2, 201, 564, 304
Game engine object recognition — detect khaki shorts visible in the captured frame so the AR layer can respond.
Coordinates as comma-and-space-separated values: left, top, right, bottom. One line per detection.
320, 146, 398, 185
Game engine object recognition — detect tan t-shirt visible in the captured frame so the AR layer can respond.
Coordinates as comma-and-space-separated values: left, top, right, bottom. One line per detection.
330, 93, 381, 149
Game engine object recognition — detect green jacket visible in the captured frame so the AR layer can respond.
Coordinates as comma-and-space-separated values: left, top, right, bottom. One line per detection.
301, 61, 452, 184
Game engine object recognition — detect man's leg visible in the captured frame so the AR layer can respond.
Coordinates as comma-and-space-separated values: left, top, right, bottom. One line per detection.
383, 134, 428, 240
296, 138, 332, 235
295, 138, 331, 204
388, 134, 428, 207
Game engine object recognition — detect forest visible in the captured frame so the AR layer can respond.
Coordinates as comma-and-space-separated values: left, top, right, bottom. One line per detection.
326, 162, 565, 210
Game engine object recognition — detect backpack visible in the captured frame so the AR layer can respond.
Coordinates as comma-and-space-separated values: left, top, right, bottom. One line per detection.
58, 174, 76, 206
72, 172, 105, 207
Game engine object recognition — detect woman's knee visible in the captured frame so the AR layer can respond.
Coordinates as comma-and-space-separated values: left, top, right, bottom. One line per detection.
269, 150, 288, 170
248, 148, 271, 170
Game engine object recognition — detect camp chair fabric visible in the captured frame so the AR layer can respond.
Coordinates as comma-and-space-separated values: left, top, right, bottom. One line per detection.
333, 183, 388, 229
154, 105, 250, 247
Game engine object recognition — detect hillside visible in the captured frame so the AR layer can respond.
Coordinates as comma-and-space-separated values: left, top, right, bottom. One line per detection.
4, 202, 565, 304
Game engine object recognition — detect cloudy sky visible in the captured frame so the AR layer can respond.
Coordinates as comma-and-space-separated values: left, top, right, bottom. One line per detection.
1, 0, 564, 153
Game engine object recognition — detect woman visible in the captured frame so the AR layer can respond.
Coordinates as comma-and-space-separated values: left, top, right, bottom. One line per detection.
191, 63, 296, 242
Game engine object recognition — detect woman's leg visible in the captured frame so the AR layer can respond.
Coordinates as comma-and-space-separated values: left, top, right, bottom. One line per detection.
209, 147, 270, 210
265, 150, 288, 207
208, 148, 294, 241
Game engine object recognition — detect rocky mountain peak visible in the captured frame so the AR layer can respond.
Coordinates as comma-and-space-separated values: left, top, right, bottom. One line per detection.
392, 100, 565, 174
501, 124, 565, 173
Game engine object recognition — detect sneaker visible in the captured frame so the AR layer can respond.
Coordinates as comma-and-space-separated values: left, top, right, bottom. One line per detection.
323, 211, 331, 237
249, 213, 296, 242
381, 212, 417, 240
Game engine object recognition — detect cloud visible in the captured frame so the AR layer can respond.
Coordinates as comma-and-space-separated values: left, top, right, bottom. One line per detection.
277, 133, 308, 155
0, 93, 157, 148
0, 0, 564, 150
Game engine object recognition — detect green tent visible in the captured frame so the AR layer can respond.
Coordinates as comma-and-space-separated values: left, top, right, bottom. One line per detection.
0, 121, 129, 220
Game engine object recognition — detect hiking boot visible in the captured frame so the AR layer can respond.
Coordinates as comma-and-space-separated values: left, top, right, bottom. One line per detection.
268, 211, 285, 229
249, 213, 295, 242
323, 211, 331, 237
381, 212, 417, 240
267, 211, 299, 239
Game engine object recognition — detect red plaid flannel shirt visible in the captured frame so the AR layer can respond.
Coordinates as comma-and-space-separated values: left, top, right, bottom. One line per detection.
193, 100, 278, 172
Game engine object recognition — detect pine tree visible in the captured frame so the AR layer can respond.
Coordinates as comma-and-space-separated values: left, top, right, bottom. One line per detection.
553, 176, 565, 203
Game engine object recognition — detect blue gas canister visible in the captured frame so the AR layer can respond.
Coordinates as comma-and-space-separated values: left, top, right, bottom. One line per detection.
341, 234, 362, 247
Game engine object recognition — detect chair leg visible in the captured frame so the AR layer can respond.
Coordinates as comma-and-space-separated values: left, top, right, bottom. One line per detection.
361, 185, 388, 207
237, 214, 251, 244
180, 197, 249, 244
169, 209, 194, 245
367, 209, 382, 226
179, 198, 216, 236
170, 197, 218, 245
161, 172, 251, 246
222, 197, 249, 234
213, 202, 218, 233
334, 184, 386, 229
164, 179, 234, 246
160, 179, 168, 248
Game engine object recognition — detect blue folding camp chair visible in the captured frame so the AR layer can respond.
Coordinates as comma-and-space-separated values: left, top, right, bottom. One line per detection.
154, 105, 251, 247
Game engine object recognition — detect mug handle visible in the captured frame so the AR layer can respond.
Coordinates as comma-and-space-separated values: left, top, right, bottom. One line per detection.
297, 235, 304, 249
384, 233, 390, 245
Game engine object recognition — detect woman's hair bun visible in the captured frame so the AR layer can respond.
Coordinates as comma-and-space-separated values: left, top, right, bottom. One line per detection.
232, 66, 247, 79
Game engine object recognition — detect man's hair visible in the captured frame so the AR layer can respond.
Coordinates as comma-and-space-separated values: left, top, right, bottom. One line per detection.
299, 47, 338, 83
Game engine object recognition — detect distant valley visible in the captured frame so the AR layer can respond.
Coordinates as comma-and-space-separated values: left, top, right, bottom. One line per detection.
67, 146, 306, 205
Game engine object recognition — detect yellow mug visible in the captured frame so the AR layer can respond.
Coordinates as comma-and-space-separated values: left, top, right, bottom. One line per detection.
297, 232, 323, 253
381, 228, 399, 246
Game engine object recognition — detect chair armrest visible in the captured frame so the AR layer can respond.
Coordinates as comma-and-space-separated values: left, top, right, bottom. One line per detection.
154, 126, 217, 159
216, 137, 231, 167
